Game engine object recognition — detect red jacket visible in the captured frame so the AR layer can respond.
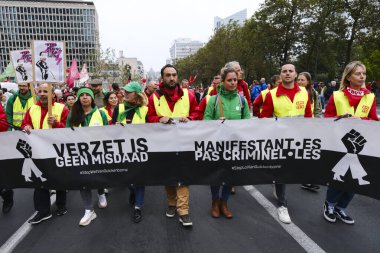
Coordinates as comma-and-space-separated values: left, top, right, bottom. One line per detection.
22, 101, 69, 129
261, 83, 312, 118
324, 87, 378, 121
252, 93, 264, 118
237, 80, 251, 108
0, 104, 8, 132
147, 85, 199, 122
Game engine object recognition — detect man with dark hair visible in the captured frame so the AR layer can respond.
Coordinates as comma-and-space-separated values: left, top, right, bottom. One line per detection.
147, 64, 199, 227
22, 83, 69, 224
261, 63, 312, 224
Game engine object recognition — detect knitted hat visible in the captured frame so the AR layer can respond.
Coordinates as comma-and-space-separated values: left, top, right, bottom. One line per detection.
77, 87, 94, 100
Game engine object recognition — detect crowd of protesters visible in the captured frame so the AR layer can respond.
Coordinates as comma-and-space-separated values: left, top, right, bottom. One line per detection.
0, 60, 378, 228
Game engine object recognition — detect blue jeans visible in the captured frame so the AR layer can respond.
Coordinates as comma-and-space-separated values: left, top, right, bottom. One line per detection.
210, 185, 231, 201
325, 186, 354, 209
130, 185, 145, 208
319, 95, 325, 109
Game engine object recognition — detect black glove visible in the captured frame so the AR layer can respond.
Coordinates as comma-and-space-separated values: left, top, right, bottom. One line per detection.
341, 129, 366, 154
16, 139, 32, 158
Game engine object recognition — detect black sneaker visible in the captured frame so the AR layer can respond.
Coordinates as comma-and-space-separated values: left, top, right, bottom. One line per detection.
28, 212, 52, 225
56, 207, 68, 216
334, 208, 355, 224
129, 190, 135, 206
301, 184, 320, 191
2, 199, 14, 214
166, 206, 176, 218
132, 208, 142, 223
323, 202, 336, 223
179, 214, 193, 227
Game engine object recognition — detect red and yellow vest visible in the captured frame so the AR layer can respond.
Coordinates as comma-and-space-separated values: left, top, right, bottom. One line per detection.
29, 103, 65, 129
153, 89, 190, 117
333, 91, 374, 117
118, 104, 148, 124
259, 89, 270, 113
207, 86, 215, 95
12, 96, 34, 127
270, 86, 309, 117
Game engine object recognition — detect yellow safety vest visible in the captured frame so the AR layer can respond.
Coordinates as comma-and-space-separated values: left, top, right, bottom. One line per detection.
81, 109, 104, 127
12, 96, 34, 127
99, 107, 112, 122
153, 89, 190, 117
270, 86, 309, 117
29, 103, 64, 130
259, 89, 270, 113
118, 104, 148, 124
333, 91, 375, 117
207, 86, 215, 95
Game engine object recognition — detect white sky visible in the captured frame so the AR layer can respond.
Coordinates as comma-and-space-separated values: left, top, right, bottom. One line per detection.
91, 0, 263, 72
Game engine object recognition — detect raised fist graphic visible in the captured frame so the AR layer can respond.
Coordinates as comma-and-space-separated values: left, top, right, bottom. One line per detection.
341, 129, 366, 154
16, 139, 32, 158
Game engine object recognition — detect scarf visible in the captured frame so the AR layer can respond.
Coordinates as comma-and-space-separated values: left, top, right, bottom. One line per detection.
158, 83, 183, 103
117, 102, 141, 122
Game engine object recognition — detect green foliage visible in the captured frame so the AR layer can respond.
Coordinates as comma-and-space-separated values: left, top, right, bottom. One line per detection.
175, 0, 380, 83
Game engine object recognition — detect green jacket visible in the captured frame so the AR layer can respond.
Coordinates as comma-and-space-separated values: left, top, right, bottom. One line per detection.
66, 106, 108, 127
203, 88, 251, 120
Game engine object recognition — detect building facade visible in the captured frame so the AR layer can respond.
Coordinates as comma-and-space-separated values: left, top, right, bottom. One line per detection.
214, 9, 247, 30
0, 0, 99, 73
116, 50, 145, 81
169, 38, 204, 64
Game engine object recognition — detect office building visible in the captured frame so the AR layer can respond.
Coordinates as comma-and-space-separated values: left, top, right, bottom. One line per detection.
0, 0, 99, 73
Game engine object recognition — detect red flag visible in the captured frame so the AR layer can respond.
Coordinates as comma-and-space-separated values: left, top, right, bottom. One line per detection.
79, 63, 89, 84
189, 74, 197, 85
66, 58, 80, 88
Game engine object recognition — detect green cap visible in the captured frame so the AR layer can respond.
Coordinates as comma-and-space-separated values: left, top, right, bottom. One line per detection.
77, 87, 94, 100
124, 82, 142, 93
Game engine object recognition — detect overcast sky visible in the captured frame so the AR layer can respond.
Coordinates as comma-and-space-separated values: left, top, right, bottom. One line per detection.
91, 0, 263, 72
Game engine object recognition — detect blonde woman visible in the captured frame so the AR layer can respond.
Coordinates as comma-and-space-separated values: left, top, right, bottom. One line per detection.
112, 82, 148, 223
323, 61, 378, 225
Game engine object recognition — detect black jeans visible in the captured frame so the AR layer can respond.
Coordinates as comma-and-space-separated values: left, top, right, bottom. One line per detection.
0, 189, 13, 202
34, 189, 66, 214
275, 184, 287, 207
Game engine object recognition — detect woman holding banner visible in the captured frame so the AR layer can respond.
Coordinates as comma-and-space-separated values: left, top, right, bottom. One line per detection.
323, 61, 378, 225
112, 82, 148, 223
66, 87, 109, 226
203, 67, 251, 219
297, 72, 322, 191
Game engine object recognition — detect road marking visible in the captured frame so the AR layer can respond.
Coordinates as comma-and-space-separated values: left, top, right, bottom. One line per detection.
0, 194, 56, 253
244, 185, 326, 253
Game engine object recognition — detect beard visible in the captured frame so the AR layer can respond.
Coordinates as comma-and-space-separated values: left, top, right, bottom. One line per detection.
164, 81, 178, 90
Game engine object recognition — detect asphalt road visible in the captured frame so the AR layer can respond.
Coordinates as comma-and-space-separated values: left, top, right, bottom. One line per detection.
0, 185, 379, 253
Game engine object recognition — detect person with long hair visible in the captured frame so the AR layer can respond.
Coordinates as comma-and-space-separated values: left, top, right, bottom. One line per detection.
100, 91, 118, 124
66, 87, 109, 226
297, 72, 322, 118
203, 67, 251, 219
297, 72, 323, 191
323, 61, 378, 225
112, 82, 148, 223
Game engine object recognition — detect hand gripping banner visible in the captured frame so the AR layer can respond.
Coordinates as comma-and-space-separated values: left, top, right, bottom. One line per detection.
0, 118, 379, 200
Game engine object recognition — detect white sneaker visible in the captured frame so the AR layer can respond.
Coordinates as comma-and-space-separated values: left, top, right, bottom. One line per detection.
79, 210, 97, 226
98, 194, 107, 208
278, 206, 291, 224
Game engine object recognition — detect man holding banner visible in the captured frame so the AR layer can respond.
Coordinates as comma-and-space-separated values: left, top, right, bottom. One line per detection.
147, 64, 199, 227
21, 83, 69, 224
261, 63, 312, 224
